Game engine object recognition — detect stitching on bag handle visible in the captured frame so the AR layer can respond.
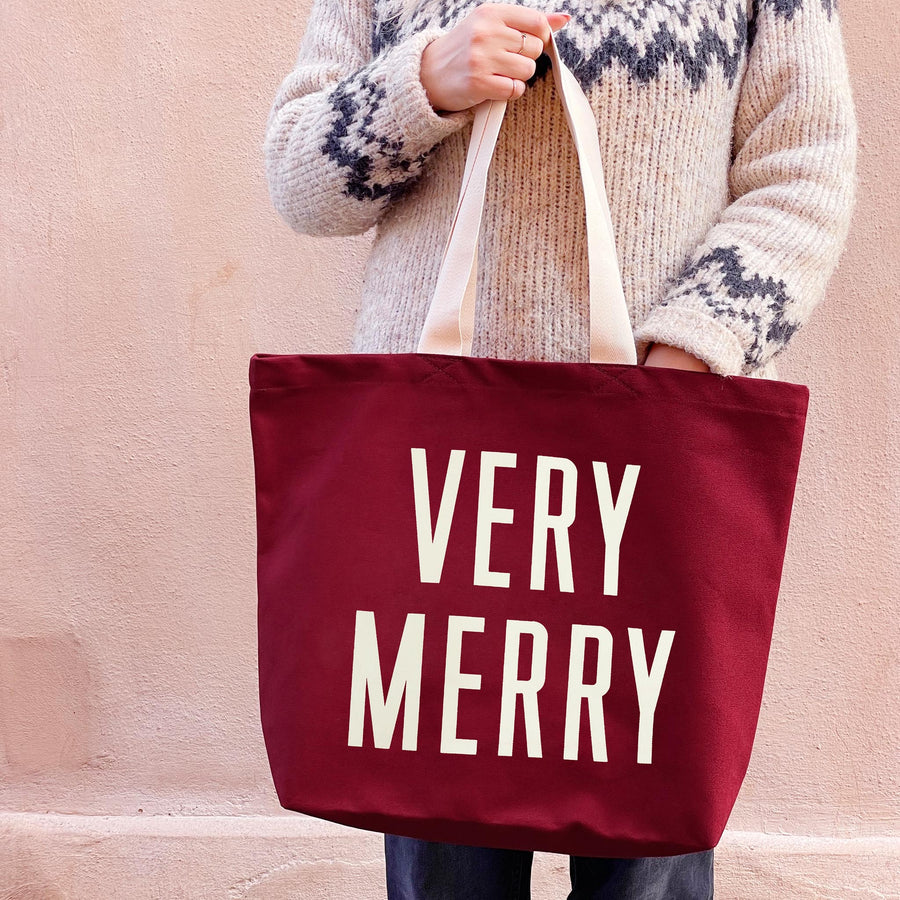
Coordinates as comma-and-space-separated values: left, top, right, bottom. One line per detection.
591, 368, 640, 399
419, 356, 466, 386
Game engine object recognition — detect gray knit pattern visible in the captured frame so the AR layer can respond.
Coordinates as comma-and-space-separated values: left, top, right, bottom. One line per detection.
263, 0, 857, 378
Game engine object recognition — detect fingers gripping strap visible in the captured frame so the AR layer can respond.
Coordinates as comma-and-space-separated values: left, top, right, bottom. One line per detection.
417, 32, 636, 365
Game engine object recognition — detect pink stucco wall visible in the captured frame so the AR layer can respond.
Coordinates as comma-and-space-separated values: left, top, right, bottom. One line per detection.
1, 0, 897, 896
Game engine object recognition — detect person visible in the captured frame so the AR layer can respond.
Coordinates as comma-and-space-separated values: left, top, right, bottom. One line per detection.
262, 0, 858, 896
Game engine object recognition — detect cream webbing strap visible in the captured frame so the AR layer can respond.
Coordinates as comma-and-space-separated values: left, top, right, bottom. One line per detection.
417, 30, 636, 366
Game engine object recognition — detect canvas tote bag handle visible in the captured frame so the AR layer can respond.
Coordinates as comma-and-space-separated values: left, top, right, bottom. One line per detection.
417, 30, 637, 365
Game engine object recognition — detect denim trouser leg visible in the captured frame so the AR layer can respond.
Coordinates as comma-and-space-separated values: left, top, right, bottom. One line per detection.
384, 835, 533, 900
384, 835, 714, 900
567, 850, 714, 900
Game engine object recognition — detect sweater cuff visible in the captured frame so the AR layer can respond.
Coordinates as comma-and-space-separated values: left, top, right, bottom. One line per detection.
633, 304, 746, 377
384, 27, 475, 151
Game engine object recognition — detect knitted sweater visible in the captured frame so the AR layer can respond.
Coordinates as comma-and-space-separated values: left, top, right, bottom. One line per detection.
263, 0, 858, 379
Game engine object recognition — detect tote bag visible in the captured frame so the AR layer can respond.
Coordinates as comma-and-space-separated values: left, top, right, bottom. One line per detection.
249, 31, 809, 858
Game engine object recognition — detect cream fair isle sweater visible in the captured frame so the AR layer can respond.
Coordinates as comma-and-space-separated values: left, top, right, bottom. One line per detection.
263, 0, 858, 379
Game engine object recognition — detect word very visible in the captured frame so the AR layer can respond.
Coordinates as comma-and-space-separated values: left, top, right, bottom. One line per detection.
348, 611, 675, 765
411, 448, 640, 596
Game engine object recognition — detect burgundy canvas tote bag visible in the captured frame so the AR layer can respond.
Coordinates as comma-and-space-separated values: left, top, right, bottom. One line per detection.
249, 32, 809, 858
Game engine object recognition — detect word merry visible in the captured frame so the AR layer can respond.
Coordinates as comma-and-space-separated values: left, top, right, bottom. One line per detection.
411, 449, 641, 595
347, 611, 675, 765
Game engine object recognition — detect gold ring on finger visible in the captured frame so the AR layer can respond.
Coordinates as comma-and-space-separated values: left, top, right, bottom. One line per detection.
518, 31, 527, 55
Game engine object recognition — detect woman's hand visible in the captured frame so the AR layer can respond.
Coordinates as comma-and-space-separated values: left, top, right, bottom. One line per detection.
420, 4, 571, 113
643, 342, 711, 373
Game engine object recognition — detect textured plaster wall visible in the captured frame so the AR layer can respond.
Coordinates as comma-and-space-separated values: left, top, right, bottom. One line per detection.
0, 0, 897, 896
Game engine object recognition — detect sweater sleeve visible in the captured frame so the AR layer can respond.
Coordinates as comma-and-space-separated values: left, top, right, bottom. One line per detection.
632, 0, 858, 377
263, 0, 475, 237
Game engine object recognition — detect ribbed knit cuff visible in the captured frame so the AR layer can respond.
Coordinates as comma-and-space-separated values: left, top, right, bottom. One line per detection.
383, 26, 475, 151
633, 304, 746, 377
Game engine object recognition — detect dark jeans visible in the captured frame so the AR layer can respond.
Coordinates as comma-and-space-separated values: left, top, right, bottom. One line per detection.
384, 835, 714, 900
